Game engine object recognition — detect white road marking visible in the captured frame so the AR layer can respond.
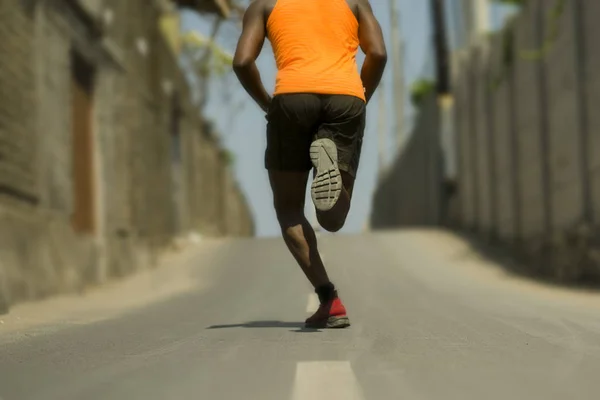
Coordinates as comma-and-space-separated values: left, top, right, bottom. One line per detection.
291, 361, 365, 400
306, 293, 320, 313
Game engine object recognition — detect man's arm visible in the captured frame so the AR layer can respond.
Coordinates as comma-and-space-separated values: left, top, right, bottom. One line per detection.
232, 1, 271, 112
357, 0, 387, 103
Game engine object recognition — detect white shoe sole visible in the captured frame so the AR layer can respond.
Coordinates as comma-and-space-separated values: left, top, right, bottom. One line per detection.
310, 138, 342, 212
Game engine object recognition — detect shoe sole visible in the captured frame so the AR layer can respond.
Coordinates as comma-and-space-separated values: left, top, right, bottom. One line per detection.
305, 315, 351, 330
310, 138, 342, 212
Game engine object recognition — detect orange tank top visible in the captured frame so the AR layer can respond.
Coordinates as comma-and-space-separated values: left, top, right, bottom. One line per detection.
266, 0, 365, 101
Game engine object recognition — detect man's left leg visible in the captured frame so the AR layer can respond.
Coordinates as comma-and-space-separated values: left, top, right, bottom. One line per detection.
310, 94, 366, 232
314, 169, 355, 232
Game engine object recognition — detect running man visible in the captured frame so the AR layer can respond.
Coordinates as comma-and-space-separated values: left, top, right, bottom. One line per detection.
232, 0, 387, 329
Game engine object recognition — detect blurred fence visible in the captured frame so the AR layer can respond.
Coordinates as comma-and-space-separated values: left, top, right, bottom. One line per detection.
371, 95, 444, 228
371, 0, 600, 283
452, 0, 600, 281
0, 0, 253, 312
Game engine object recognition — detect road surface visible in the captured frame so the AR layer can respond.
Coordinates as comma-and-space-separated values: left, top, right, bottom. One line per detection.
1, 229, 600, 400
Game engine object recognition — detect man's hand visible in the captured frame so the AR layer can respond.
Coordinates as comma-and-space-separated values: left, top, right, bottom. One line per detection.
357, 0, 387, 103
232, 0, 272, 112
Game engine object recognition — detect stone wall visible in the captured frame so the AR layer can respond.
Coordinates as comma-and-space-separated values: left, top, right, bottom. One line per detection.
0, 0, 253, 313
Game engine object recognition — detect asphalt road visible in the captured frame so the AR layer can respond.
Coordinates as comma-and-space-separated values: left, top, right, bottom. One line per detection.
1, 230, 600, 400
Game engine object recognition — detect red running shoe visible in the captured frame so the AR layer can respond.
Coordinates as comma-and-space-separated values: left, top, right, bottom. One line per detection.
305, 292, 350, 329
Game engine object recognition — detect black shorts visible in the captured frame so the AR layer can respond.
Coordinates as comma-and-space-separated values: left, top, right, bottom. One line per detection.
265, 93, 366, 178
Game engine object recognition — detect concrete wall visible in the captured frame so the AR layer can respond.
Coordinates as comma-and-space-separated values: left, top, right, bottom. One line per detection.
370, 95, 443, 228
0, 0, 253, 312
451, 0, 600, 282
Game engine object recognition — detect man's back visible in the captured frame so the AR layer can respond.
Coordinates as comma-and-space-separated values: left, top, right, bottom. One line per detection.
266, 0, 365, 100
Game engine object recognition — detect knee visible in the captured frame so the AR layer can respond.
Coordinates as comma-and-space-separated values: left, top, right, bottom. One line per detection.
317, 213, 345, 233
320, 221, 344, 233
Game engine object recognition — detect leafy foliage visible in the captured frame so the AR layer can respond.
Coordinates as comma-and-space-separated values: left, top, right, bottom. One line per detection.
490, 0, 566, 89
410, 79, 436, 107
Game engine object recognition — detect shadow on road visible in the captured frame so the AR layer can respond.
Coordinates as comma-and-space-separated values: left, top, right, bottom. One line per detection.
206, 320, 321, 333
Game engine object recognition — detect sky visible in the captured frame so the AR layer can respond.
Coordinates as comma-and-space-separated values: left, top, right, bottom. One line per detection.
180, 1, 517, 238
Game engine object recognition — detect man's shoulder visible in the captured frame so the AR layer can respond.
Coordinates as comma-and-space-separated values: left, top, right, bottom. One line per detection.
263, 0, 277, 13
345, 0, 370, 19
246, 0, 276, 16
248, 0, 276, 10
